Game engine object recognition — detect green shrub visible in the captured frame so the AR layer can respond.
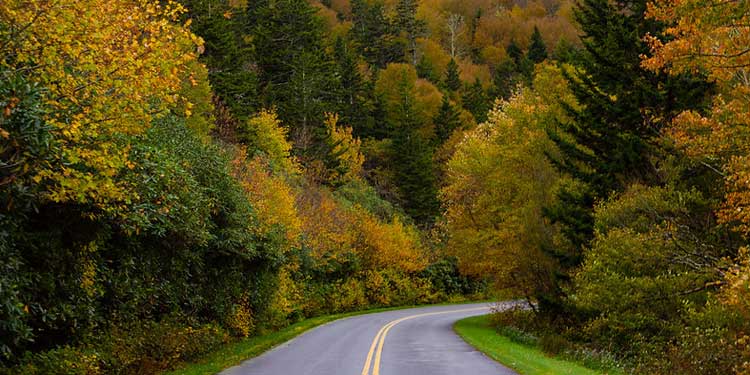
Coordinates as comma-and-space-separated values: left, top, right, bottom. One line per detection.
6, 346, 101, 375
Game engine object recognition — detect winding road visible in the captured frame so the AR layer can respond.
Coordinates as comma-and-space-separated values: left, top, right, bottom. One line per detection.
220, 302, 519, 375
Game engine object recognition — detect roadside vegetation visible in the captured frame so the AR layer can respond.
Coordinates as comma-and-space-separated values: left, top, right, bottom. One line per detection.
455, 315, 622, 375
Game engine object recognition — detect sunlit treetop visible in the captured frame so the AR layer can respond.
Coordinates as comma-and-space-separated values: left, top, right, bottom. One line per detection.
643, 0, 750, 236
0, 0, 203, 207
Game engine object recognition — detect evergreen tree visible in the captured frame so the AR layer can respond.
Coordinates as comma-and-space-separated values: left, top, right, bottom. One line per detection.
180, 0, 258, 118
462, 78, 489, 123
351, 0, 403, 68
527, 26, 548, 63
333, 36, 375, 137
444, 58, 461, 92
416, 54, 439, 83
394, 0, 426, 65
390, 73, 439, 224
506, 39, 524, 65
433, 96, 462, 143
248, 0, 336, 136
505, 39, 533, 84
542, 0, 712, 315
490, 58, 518, 100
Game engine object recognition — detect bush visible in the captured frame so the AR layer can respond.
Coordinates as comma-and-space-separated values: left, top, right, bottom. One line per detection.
7, 346, 101, 375
100, 319, 227, 374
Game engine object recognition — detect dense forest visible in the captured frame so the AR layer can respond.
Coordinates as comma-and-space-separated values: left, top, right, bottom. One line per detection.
1, 0, 748, 374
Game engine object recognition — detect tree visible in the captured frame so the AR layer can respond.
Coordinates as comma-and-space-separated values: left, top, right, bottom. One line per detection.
248, 0, 338, 157
444, 58, 462, 92
378, 66, 439, 223
490, 58, 519, 100
394, 0, 426, 66
181, 0, 258, 118
0, 0, 203, 207
527, 26, 548, 63
445, 13, 465, 59
351, 0, 402, 68
416, 54, 439, 83
542, 0, 711, 315
442, 82, 563, 304
433, 96, 462, 143
462, 79, 489, 123
506, 39, 524, 65
505, 39, 533, 84
643, 3, 750, 366
332, 36, 375, 137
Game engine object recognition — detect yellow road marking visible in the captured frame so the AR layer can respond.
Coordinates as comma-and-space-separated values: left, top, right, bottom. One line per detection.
360, 306, 488, 375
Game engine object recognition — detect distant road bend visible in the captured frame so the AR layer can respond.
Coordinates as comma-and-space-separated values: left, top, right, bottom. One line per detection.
221, 302, 519, 375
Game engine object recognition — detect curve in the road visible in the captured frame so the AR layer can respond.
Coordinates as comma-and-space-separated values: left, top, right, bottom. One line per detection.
361, 306, 488, 375
221, 302, 519, 375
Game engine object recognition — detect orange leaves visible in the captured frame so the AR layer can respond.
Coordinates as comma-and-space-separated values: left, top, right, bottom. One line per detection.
644, 0, 750, 235
644, 0, 750, 82
0, 0, 203, 206
295, 183, 426, 273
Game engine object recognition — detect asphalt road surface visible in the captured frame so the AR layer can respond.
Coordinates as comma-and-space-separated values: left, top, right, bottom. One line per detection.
221, 302, 519, 375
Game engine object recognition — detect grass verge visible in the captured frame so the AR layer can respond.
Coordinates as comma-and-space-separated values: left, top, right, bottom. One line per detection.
454, 315, 622, 375
166, 300, 489, 375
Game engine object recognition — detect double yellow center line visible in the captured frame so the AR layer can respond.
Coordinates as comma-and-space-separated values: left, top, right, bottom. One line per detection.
359, 306, 488, 375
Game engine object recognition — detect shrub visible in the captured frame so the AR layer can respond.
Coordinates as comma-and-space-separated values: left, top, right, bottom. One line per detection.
7, 346, 101, 375
100, 319, 227, 374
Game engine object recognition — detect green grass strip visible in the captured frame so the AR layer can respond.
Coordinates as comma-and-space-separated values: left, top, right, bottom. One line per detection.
454, 315, 620, 375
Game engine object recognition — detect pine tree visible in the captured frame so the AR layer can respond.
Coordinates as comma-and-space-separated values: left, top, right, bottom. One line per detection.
433, 96, 462, 143
351, 0, 403, 68
390, 73, 439, 224
506, 39, 524, 65
416, 54, 438, 83
527, 26, 548, 63
490, 58, 518, 100
444, 58, 461, 92
248, 0, 336, 136
333, 36, 375, 137
180, 0, 258, 118
541, 0, 712, 315
462, 78, 489, 123
505, 39, 533, 84
394, 0, 426, 65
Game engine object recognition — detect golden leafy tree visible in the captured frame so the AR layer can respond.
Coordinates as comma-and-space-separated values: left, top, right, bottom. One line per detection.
324, 113, 365, 184
441, 64, 572, 297
242, 109, 299, 175
0, 0, 203, 206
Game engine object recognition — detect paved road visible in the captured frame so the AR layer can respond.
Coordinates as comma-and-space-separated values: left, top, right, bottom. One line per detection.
221, 302, 519, 375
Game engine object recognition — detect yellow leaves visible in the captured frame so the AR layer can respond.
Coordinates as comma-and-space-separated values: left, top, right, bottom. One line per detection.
324, 113, 365, 183
243, 109, 299, 175
231, 149, 302, 247
3, 96, 19, 118
295, 183, 426, 273
442, 67, 565, 283
0, 0, 203, 208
